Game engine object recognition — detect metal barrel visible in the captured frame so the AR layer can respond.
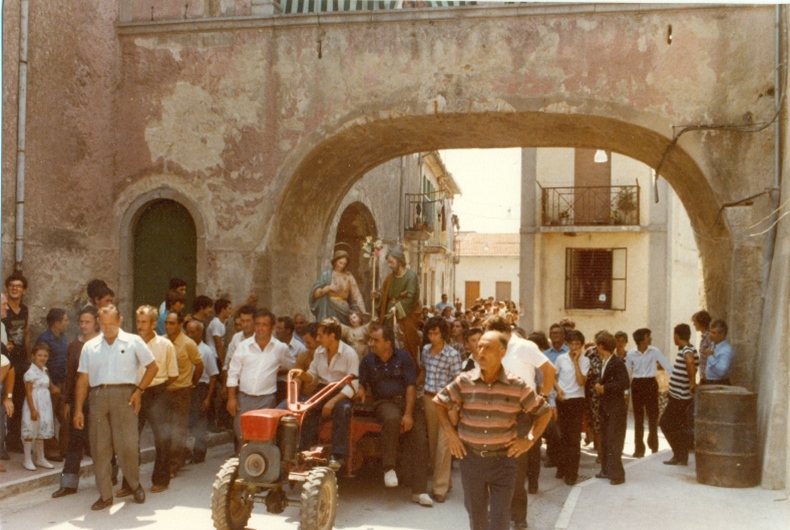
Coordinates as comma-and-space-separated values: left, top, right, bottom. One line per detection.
694, 385, 760, 488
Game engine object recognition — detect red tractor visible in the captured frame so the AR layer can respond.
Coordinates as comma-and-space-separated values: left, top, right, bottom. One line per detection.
211, 372, 356, 530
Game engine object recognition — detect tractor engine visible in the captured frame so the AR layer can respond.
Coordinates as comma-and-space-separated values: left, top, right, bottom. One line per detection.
238, 409, 299, 484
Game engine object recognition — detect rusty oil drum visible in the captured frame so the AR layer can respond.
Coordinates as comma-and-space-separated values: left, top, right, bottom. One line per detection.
695, 385, 760, 488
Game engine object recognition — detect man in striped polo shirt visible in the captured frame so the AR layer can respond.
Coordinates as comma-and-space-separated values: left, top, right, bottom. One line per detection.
659, 323, 699, 466
434, 331, 548, 530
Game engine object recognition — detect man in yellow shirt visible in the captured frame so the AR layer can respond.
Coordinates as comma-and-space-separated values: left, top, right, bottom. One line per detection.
164, 311, 203, 476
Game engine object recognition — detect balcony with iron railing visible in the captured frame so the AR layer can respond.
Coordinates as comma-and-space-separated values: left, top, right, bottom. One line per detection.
539, 183, 640, 227
404, 193, 436, 241
404, 194, 458, 256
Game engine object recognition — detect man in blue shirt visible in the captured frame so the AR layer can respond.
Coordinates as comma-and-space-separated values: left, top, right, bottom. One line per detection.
357, 323, 432, 506
541, 323, 568, 469
543, 324, 569, 365
36, 308, 69, 461
705, 319, 733, 385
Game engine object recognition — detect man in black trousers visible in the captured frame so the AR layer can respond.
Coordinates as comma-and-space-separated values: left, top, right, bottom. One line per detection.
594, 331, 629, 485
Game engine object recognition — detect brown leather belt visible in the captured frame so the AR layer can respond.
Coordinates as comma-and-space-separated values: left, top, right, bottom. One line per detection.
468, 447, 509, 458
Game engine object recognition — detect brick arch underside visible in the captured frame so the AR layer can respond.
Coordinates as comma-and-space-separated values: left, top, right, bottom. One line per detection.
261, 111, 731, 320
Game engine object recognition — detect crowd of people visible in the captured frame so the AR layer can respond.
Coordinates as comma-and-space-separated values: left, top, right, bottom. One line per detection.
0, 247, 736, 529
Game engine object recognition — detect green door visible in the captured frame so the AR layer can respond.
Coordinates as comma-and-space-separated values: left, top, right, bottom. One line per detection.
133, 199, 197, 313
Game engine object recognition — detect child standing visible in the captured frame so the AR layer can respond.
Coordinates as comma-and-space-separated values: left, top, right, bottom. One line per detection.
22, 343, 57, 471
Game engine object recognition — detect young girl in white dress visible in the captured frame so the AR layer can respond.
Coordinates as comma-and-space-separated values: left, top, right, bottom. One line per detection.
22, 343, 58, 471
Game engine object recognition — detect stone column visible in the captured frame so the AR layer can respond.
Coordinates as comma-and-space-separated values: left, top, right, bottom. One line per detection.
647, 178, 669, 355
519, 148, 537, 332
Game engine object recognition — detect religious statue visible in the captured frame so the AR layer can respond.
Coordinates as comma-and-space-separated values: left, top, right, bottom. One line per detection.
374, 246, 421, 362
309, 249, 366, 326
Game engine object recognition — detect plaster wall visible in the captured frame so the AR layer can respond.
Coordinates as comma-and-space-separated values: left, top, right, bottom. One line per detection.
536, 231, 653, 350
455, 255, 520, 307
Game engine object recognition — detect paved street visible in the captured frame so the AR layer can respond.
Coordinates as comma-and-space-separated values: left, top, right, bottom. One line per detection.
2, 419, 787, 530
0, 441, 573, 530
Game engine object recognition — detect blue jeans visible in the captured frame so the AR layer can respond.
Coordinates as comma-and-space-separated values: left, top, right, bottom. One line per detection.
299, 391, 352, 458
61, 400, 90, 489
459, 451, 518, 530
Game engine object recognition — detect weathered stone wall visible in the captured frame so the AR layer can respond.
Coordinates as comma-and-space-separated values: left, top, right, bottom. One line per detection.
1, 2, 786, 486
756, 8, 790, 490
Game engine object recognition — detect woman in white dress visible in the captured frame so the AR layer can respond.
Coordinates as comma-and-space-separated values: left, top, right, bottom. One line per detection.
22, 343, 57, 471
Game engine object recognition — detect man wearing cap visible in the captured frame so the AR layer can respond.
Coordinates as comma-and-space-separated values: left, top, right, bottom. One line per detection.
375, 247, 421, 363
310, 249, 366, 326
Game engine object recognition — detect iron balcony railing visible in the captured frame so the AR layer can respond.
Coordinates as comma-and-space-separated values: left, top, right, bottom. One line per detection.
539, 183, 640, 227
405, 193, 438, 239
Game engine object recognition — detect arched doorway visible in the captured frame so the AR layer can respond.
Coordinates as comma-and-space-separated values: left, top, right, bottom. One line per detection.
334, 201, 378, 313
132, 199, 197, 312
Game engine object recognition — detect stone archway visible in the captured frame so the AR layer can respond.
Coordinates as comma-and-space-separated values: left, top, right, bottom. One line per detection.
334, 201, 378, 313
259, 111, 733, 333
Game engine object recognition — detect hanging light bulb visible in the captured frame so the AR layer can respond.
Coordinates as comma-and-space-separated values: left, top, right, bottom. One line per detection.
594, 149, 608, 163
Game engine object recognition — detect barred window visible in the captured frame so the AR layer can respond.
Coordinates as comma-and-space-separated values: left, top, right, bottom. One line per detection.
565, 248, 627, 310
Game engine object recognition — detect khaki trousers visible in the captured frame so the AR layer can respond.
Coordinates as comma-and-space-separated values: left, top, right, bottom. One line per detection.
423, 394, 452, 496
89, 385, 140, 501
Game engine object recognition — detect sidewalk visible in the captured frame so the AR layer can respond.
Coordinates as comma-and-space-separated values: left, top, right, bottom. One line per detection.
0, 426, 232, 501
556, 450, 788, 530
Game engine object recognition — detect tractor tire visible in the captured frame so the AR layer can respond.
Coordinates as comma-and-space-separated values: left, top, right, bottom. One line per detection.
211, 457, 254, 530
299, 466, 338, 530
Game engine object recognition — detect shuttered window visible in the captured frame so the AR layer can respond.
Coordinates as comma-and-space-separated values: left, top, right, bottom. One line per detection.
565, 248, 626, 310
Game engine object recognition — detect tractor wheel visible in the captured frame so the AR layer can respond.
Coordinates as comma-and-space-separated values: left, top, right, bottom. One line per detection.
211, 457, 254, 530
299, 466, 338, 530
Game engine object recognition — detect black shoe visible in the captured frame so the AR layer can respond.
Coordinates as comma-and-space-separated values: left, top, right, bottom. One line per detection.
632, 451, 645, 458
52, 487, 77, 498
663, 458, 688, 466
513, 520, 528, 529
91, 496, 113, 511
564, 476, 577, 486
133, 485, 146, 504
0, 449, 9, 460
527, 482, 538, 494
610, 478, 625, 485
555, 470, 564, 479
544, 460, 557, 468
595, 472, 609, 479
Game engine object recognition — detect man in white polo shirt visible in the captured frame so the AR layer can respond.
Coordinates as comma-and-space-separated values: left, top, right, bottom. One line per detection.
226, 308, 293, 446
73, 305, 158, 511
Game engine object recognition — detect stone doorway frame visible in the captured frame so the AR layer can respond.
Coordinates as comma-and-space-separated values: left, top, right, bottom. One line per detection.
118, 186, 208, 323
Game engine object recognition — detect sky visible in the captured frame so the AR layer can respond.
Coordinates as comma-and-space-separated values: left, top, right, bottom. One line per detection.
439, 148, 522, 234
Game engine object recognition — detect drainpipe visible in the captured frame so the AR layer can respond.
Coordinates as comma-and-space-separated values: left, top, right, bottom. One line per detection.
14, 0, 29, 271
763, 4, 784, 291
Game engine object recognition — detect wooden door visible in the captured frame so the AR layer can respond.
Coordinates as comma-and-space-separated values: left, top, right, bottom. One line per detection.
574, 148, 611, 224
133, 199, 197, 313
465, 281, 480, 310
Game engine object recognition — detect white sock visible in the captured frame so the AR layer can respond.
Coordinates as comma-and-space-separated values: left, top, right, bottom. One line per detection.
23, 441, 35, 470
35, 440, 54, 469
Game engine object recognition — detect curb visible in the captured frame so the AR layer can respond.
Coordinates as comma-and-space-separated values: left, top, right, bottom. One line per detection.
0, 431, 233, 501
